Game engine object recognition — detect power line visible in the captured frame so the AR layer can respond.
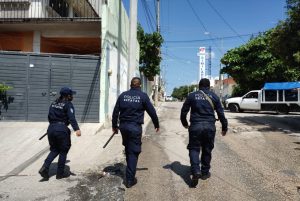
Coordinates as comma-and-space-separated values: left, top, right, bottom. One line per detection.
141, 1, 153, 32
141, 0, 155, 32
186, 0, 223, 54
162, 52, 198, 65
205, 0, 245, 42
153, 0, 157, 20
145, 0, 156, 29
186, 0, 209, 33
164, 33, 259, 43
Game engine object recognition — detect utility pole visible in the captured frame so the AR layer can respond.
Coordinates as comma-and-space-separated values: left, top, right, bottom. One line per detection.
128, 0, 138, 89
208, 46, 212, 79
219, 37, 224, 99
154, 0, 160, 106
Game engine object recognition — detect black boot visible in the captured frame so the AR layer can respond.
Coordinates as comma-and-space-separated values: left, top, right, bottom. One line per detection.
39, 166, 49, 179
200, 172, 211, 180
125, 178, 137, 188
190, 172, 201, 188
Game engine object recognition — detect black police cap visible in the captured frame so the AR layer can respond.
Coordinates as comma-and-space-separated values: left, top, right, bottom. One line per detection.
60, 87, 76, 96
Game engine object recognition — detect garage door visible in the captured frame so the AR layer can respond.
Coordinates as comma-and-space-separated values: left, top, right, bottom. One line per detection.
0, 52, 100, 122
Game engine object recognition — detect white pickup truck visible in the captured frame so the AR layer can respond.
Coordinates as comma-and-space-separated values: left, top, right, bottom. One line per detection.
225, 82, 300, 114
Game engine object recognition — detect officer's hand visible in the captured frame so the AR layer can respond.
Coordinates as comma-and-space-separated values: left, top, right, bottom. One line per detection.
75, 130, 81, 137
221, 130, 227, 136
112, 128, 119, 134
155, 128, 160, 133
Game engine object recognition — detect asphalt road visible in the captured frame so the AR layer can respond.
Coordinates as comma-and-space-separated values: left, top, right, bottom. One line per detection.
125, 102, 300, 201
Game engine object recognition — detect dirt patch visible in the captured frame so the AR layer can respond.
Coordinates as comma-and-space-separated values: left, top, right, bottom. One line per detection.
67, 163, 126, 201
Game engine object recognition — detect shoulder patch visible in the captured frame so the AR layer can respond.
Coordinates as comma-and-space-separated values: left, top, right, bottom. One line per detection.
70, 108, 74, 113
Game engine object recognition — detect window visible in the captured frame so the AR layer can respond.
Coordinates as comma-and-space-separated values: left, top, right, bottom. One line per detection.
49, 0, 69, 17
285, 89, 298, 101
244, 92, 258, 99
265, 90, 277, 102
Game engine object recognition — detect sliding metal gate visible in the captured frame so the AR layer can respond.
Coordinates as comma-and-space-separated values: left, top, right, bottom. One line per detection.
0, 52, 100, 122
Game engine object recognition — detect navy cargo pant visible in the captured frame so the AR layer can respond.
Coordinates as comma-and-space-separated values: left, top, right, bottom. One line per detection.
43, 124, 71, 175
119, 122, 142, 182
188, 122, 216, 175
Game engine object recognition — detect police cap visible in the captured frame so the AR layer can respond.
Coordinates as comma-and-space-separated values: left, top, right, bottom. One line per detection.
60, 87, 76, 96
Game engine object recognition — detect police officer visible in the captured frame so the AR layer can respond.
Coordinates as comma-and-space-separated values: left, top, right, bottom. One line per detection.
112, 77, 159, 188
39, 87, 81, 180
180, 78, 228, 187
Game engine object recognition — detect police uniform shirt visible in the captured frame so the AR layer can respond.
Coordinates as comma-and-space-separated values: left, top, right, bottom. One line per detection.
112, 88, 159, 129
48, 100, 80, 131
180, 88, 228, 131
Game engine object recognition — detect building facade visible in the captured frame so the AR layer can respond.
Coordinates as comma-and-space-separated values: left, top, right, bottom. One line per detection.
0, 0, 143, 123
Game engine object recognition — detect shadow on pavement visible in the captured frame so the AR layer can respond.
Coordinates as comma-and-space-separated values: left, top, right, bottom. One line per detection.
103, 162, 126, 180
163, 161, 191, 187
39, 161, 72, 182
234, 114, 300, 133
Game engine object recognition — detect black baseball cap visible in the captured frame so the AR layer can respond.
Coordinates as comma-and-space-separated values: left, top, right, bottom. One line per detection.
60, 87, 76, 96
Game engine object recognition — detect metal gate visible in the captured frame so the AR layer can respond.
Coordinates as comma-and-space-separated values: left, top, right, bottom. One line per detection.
0, 52, 100, 122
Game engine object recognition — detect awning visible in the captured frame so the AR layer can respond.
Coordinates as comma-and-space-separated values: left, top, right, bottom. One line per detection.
263, 82, 300, 90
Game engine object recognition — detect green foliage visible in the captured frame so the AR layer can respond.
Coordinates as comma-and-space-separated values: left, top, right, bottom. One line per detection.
269, 0, 300, 68
171, 84, 198, 101
137, 24, 164, 78
231, 85, 246, 97
0, 83, 12, 92
0, 84, 14, 116
221, 1, 300, 95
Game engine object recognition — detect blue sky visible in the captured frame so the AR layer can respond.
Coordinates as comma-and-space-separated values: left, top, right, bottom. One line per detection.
123, 0, 287, 95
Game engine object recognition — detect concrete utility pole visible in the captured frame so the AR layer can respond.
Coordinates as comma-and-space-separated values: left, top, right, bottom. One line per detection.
128, 0, 138, 89
219, 37, 224, 99
154, 0, 160, 106
208, 46, 212, 79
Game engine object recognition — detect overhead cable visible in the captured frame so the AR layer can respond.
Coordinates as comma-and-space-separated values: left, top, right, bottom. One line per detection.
205, 0, 245, 42
186, 0, 223, 54
141, 0, 155, 32
165, 33, 259, 43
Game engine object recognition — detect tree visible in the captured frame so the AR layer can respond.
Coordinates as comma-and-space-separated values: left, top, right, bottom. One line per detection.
0, 83, 14, 118
221, 0, 300, 97
137, 24, 163, 79
269, 0, 300, 68
221, 31, 300, 96
171, 84, 198, 101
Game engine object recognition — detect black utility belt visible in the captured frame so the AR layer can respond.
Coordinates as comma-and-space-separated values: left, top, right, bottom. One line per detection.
120, 121, 142, 126
50, 122, 67, 125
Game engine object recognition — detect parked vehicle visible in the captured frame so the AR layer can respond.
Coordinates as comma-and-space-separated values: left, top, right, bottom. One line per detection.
225, 82, 300, 114
165, 96, 174, 102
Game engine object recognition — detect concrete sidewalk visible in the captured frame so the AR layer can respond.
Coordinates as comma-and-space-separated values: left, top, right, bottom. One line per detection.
0, 106, 159, 200
0, 121, 126, 200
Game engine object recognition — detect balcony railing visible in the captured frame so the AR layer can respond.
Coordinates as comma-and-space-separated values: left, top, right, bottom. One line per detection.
0, 0, 101, 22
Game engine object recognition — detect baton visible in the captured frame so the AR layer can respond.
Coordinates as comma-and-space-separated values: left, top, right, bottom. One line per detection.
103, 131, 117, 149
39, 133, 47, 140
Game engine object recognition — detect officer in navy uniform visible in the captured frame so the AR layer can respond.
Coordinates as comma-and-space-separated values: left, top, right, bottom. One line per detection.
39, 87, 81, 180
112, 77, 159, 188
180, 78, 228, 187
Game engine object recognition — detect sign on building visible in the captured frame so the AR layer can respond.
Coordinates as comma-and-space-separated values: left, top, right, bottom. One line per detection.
197, 47, 206, 81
